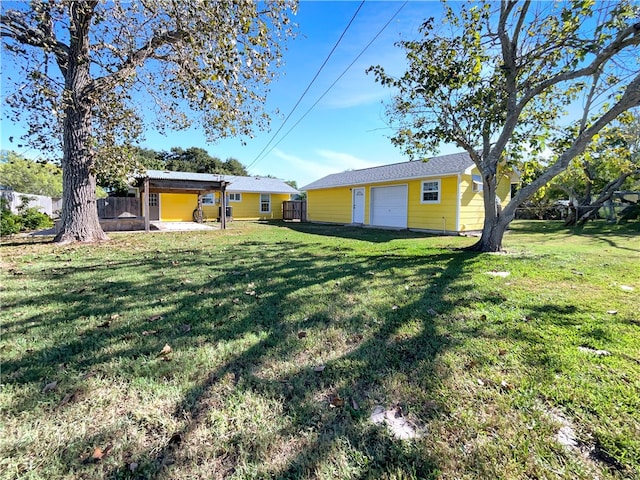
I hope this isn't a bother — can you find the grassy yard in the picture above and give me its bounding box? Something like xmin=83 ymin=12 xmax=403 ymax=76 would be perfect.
xmin=1 ymin=220 xmax=638 ymax=479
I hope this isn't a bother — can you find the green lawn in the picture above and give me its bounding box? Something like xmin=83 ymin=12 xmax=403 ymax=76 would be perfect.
xmin=1 ymin=220 xmax=639 ymax=479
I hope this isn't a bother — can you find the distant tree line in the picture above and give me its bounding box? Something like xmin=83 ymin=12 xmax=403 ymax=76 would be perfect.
xmin=99 ymin=146 xmax=250 ymax=195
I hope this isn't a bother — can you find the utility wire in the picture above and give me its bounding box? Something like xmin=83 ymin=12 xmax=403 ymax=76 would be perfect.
xmin=251 ymin=1 xmax=408 ymax=170
xmin=246 ymin=0 xmax=366 ymax=170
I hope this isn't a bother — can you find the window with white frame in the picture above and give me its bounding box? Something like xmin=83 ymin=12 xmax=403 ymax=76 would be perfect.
xmin=228 ymin=193 xmax=241 ymax=202
xmin=260 ymin=193 xmax=271 ymax=213
xmin=202 ymin=193 xmax=215 ymax=205
xmin=421 ymin=180 xmax=440 ymax=203
xmin=472 ymin=175 xmax=484 ymax=193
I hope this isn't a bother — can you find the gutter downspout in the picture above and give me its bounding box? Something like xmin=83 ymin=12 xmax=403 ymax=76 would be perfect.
xmin=455 ymin=173 xmax=461 ymax=233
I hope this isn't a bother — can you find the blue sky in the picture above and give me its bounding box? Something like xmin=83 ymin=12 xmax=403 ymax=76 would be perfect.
xmin=1 ymin=1 xmax=454 ymax=188
xmin=141 ymin=1 xmax=454 ymax=187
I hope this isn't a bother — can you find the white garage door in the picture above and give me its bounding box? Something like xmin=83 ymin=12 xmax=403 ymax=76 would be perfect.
xmin=370 ymin=185 xmax=408 ymax=228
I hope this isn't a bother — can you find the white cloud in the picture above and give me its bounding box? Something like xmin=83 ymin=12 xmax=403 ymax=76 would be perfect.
xmin=315 ymin=149 xmax=382 ymax=171
xmin=251 ymin=148 xmax=384 ymax=187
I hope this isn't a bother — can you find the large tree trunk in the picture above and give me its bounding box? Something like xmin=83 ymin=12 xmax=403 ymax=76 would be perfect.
xmin=468 ymin=178 xmax=512 ymax=252
xmin=54 ymin=108 xmax=109 ymax=243
xmin=53 ymin=2 xmax=108 ymax=244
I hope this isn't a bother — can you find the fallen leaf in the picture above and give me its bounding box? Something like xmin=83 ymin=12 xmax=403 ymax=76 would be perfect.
xmin=480 ymin=314 xmax=487 ymax=321
xmin=90 ymin=445 xmax=111 ymax=462
xmin=351 ymin=398 xmax=360 ymax=410
xmin=148 ymin=314 xmax=163 ymax=322
xmin=329 ymin=394 xmax=344 ymax=408
xmin=245 ymin=290 xmax=256 ymax=296
xmin=427 ymin=308 xmax=438 ymax=315
xmin=498 ymin=348 xmax=507 ymax=356
xmin=313 ymin=365 xmax=326 ymax=372
xmin=92 ymin=447 xmax=104 ymax=461
xmin=168 ymin=433 xmax=182 ymax=446
xmin=606 ymin=310 xmax=618 ymax=315
xmin=142 ymin=330 xmax=158 ymax=336
xmin=476 ymin=378 xmax=485 ymax=386
xmin=129 ymin=462 xmax=138 ymax=472
xmin=158 ymin=343 xmax=172 ymax=356
xmin=43 ymin=380 xmax=58 ymax=393
xmin=110 ymin=314 xmax=120 ymax=320
xmin=298 ymin=331 xmax=307 ymax=339
xmin=232 ymin=298 xmax=240 ymax=304
xmin=391 ymin=305 xmax=399 ymax=311
xmin=97 ymin=321 xmax=111 ymax=328
xmin=180 ymin=324 xmax=191 ymax=333
xmin=500 ymin=380 xmax=513 ymax=391
xmin=620 ymin=285 xmax=634 ymax=292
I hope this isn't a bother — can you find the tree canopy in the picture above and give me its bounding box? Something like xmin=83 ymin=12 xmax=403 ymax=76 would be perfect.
xmin=0 ymin=150 xmax=63 ymax=197
xmin=369 ymin=0 xmax=640 ymax=251
xmin=1 ymin=0 xmax=296 ymax=243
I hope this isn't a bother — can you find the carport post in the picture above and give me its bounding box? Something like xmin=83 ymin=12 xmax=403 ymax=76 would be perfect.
xmin=220 ymin=181 xmax=227 ymax=229
xmin=143 ymin=177 xmax=150 ymax=232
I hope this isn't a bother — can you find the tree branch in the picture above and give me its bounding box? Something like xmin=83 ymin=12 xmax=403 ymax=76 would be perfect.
xmin=1 ymin=9 xmax=69 ymax=77
xmin=89 ymin=29 xmax=186 ymax=96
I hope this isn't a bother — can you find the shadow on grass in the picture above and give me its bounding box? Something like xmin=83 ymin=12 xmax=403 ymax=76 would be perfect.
xmin=0 ymin=227 xmax=567 ymax=478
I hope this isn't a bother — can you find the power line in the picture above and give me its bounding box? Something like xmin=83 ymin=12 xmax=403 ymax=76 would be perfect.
xmin=251 ymin=1 xmax=408 ymax=170
xmin=246 ymin=1 xmax=366 ymax=170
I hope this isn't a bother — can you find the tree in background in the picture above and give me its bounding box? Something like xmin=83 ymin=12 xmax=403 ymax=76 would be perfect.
xmin=1 ymin=1 xmax=296 ymax=243
xmin=0 ymin=150 xmax=63 ymax=197
xmin=553 ymin=112 xmax=640 ymax=225
xmin=369 ymin=0 xmax=640 ymax=251
xmin=160 ymin=147 xmax=249 ymax=176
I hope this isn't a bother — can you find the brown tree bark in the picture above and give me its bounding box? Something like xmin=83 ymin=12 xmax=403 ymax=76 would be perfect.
xmin=53 ymin=2 xmax=108 ymax=244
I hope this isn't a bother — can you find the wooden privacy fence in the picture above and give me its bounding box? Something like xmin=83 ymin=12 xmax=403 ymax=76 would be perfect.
xmin=282 ymin=200 xmax=307 ymax=221
xmin=97 ymin=197 xmax=140 ymax=218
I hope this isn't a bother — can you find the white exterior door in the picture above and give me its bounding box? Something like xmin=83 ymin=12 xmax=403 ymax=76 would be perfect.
xmin=370 ymin=185 xmax=408 ymax=228
xmin=352 ymin=188 xmax=365 ymax=224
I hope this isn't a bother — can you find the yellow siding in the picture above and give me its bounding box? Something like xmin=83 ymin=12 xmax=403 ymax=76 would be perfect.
xmin=203 ymin=192 xmax=290 ymax=220
xmin=458 ymin=170 xmax=512 ymax=231
xmin=307 ymin=172 xmax=514 ymax=232
xmin=307 ymin=187 xmax=353 ymax=224
xmin=406 ymin=176 xmax=458 ymax=232
xmin=159 ymin=193 xmax=197 ymax=221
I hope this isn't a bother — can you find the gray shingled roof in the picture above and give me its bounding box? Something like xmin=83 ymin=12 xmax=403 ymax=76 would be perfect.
xmin=300 ymin=152 xmax=474 ymax=191
xmin=144 ymin=170 xmax=299 ymax=194
xmin=224 ymin=175 xmax=299 ymax=194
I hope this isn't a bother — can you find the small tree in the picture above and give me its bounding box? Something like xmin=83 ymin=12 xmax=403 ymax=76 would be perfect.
xmin=1 ymin=1 xmax=296 ymax=243
xmin=369 ymin=0 xmax=640 ymax=251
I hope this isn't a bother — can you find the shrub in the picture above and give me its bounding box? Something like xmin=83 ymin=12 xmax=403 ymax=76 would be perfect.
xmin=19 ymin=206 xmax=53 ymax=230
xmin=1 ymin=198 xmax=21 ymax=236
xmin=0 ymin=197 xmax=53 ymax=236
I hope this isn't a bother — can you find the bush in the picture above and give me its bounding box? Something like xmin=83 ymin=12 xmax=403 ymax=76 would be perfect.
xmin=19 ymin=206 xmax=53 ymax=230
xmin=0 ymin=198 xmax=54 ymax=236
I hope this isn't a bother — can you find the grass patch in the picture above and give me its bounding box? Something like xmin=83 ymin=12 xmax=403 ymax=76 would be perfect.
xmin=1 ymin=220 xmax=639 ymax=479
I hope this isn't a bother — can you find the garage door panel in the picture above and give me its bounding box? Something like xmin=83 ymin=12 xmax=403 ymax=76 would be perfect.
xmin=371 ymin=185 xmax=407 ymax=228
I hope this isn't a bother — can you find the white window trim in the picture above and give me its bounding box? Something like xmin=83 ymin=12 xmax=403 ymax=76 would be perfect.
xmin=259 ymin=193 xmax=271 ymax=213
xmin=228 ymin=193 xmax=242 ymax=202
xmin=201 ymin=193 xmax=215 ymax=205
xmin=472 ymin=174 xmax=483 ymax=193
xmin=420 ymin=179 xmax=441 ymax=204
